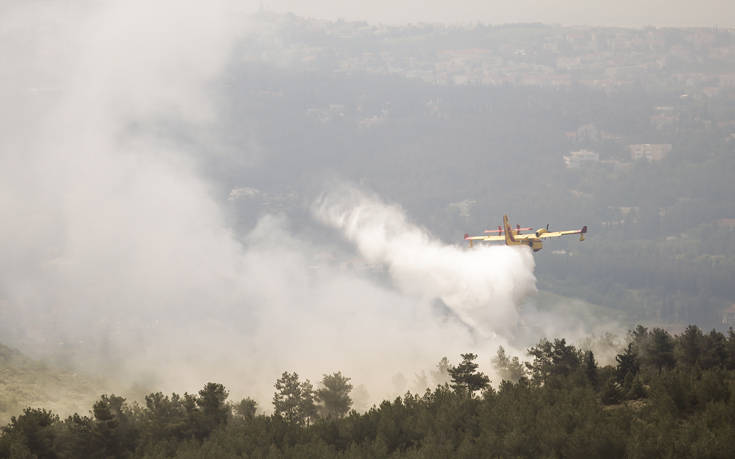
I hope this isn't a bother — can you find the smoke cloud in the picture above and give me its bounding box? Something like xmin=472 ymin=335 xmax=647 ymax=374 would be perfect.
xmin=1 ymin=0 xmax=602 ymax=414
xmin=315 ymin=185 xmax=537 ymax=340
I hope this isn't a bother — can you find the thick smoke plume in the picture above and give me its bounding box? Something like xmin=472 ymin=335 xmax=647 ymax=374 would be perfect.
xmin=1 ymin=1 xmax=550 ymax=413
xmin=315 ymin=185 xmax=537 ymax=340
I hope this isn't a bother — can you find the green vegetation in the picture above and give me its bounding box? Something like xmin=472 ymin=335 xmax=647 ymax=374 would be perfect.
xmin=3 ymin=325 xmax=735 ymax=458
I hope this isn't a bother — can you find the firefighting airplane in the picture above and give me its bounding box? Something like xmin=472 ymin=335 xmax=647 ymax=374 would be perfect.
xmin=464 ymin=215 xmax=587 ymax=252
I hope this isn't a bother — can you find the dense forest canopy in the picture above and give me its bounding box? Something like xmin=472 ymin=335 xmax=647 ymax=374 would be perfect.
xmin=2 ymin=325 xmax=735 ymax=458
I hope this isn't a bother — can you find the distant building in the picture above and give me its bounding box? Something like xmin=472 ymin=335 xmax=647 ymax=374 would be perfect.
xmin=629 ymin=144 xmax=672 ymax=162
xmin=563 ymin=149 xmax=599 ymax=168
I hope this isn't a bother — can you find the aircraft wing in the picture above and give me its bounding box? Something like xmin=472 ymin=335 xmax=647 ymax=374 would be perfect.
xmin=538 ymin=226 xmax=588 ymax=239
xmin=464 ymin=234 xmax=505 ymax=242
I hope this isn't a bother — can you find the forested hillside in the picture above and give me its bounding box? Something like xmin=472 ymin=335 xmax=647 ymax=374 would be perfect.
xmin=209 ymin=17 xmax=735 ymax=329
xmin=3 ymin=325 xmax=735 ymax=458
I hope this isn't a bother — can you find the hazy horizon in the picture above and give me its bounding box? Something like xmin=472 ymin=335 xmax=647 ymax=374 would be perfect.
xmin=258 ymin=0 xmax=735 ymax=28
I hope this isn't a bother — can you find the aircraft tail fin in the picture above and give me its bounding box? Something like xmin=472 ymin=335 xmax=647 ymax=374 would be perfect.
xmin=503 ymin=215 xmax=515 ymax=244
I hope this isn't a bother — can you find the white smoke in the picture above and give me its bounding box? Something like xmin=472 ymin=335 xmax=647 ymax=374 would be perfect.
xmin=315 ymin=184 xmax=537 ymax=340
xmin=1 ymin=1 xmax=549 ymax=414
xmin=1 ymin=0 xmax=254 ymax=391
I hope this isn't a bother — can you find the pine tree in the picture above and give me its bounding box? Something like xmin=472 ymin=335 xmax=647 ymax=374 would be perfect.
xmin=615 ymin=342 xmax=640 ymax=384
xmin=272 ymin=372 xmax=318 ymax=426
xmin=196 ymin=382 xmax=230 ymax=436
xmin=0 ymin=408 xmax=59 ymax=458
xmin=273 ymin=371 xmax=303 ymax=423
xmin=90 ymin=394 xmax=137 ymax=457
xmin=316 ymin=372 xmax=353 ymax=419
xmin=526 ymin=338 xmax=581 ymax=386
xmin=299 ymin=379 xmax=317 ymax=426
xmin=492 ymin=346 xmax=526 ymax=382
xmin=648 ymin=328 xmax=675 ymax=373
xmin=449 ymin=353 xmax=490 ymax=395
xmin=700 ymin=329 xmax=727 ymax=369
xmin=676 ymin=325 xmax=702 ymax=368
xmin=233 ymin=398 xmax=257 ymax=421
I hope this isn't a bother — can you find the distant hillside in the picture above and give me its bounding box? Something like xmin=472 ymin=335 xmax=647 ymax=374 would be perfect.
xmin=0 ymin=343 xmax=105 ymax=426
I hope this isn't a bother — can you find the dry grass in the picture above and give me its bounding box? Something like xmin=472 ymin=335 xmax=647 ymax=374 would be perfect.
xmin=0 ymin=343 xmax=106 ymax=426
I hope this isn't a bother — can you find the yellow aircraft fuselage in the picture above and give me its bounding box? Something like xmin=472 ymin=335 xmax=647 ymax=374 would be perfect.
xmin=465 ymin=215 xmax=587 ymax=252
xmin=502 ymin=215 xmax=545 ymax=252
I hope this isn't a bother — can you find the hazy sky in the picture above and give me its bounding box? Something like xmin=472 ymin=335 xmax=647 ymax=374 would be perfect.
xmin=259 ymin=0 xmax=735 ymax=27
